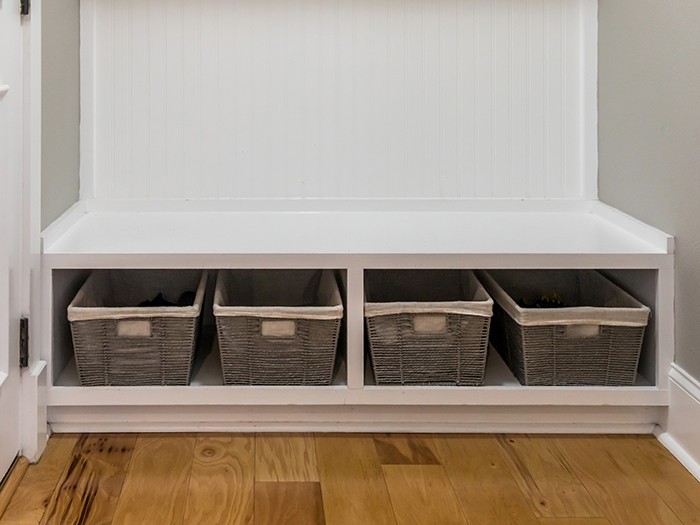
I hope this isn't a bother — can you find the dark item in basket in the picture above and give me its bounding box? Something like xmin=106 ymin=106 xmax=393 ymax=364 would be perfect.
xmin=138 ymin=291 xmax=195 ymax=308
xmin=517 ymin=292 xmax=570 ymax=309
xmin=176 ymin=291 xmax=196 ymax=306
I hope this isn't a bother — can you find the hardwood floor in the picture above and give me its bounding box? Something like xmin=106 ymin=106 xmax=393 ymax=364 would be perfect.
xmin=1 ymin=434 xmax=698 ymax=525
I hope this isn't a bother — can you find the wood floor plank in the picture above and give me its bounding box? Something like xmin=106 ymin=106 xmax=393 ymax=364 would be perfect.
xmin=497 ymin=434 xmax=602 ymax=518
xmin=0 ymin=458 xmax=29 ymax=519
xmin=111 ymin=434 xmax=196 ymax=525
xmin=256 ymin=433 xmax=319 ymax=482
xmin=382 ymin=465 xmax=468 ymax=525
xmin=316 ymin=435 xmax=397 ymax=525
xmin=182 ymin=435 xmax=254 ymax=525
xmin=254 ymin=482 xmax=325 ymax=525
xmin=538 ymin=518 xmax=610 ymax=525
xmin=433 ymin=435 xmax=540 ymax=525
xmin=373 ymin=435 xmax=440 ymax=465
xmin=40 ymin=434 xmax=137 ymax=525
xmin=552 ymin=436 xmax=684 ymax=525
xmin=0 ymin=434 xmax=79 ymax=525
xmin=606 ymin=435 xmax=700 ymax=525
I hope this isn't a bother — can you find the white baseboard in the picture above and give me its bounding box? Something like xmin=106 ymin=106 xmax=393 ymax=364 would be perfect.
xmin=656 ymin=363 xmax=700 ymax=482
xmin=48 ymin=404 xmax=661 ymax=434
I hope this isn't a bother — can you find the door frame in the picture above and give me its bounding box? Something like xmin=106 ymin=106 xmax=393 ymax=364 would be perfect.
xmin=21 ymin=0 xmax=48 ymax=463
xmin=0 ymin=0 xmax=27 ymax=478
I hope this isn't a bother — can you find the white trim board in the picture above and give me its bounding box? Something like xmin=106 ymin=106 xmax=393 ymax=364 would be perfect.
xmin=581 ymin=0 xmax=598 ymax=200
xmin=80 ymin=197 xmax=598 ymax=213
xmin=79 ymin=0 xmax=95 ymax=200
xmin=20 ymin=361 xmax=48 ymax=462
xmin=656 ymin=363 xmax=700 ymax=482
xmin=48 ymin=404 xmax=661 ymax=434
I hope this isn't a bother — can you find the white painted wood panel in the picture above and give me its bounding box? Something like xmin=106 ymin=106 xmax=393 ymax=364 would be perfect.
xmin=48 ymin=405 xmax=661 ymax=435
xmin=86 ymin=0 xmax=593 ymax=200
xmin=42 ymin=207 xmax=669 ymax=258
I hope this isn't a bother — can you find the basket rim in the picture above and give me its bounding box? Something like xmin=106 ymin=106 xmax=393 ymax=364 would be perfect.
xmin=213 ymin=269 xmax=344 ymax=320
xmin=67 ymin=271 xmax=208 ymax=321
xmin=364 ymin=269 xmax=493 ymax=318
xmin=364 ymin=300 xmax=493 ymax=318
xmin=477 ymin=270 xmax=650 ymax=327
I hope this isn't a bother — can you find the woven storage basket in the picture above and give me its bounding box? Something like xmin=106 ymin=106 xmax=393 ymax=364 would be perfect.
xmin=67 ymin=270 xmax=208 ymax=386
xmin=365 ymin=270 xmax=493 ymax=386
xmin=214 ymin=270 xmax=343 ymax=386
xmin=477 ymin=270 xmax=650 ymax=386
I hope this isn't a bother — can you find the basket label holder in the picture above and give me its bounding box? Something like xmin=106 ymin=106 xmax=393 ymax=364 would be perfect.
xmin=562 ymin=324 xmax=602 ymax=339
xmin=116 ymin=319 xmax=152 ymax=338
xmin=261 ymin=319 xmax=297 ymax=338
xmin=413 ymin=314 xmax=448 ymax=334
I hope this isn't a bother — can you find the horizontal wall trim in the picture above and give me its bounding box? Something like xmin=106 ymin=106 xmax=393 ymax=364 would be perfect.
xmin=51 ymin=422 xmax=658 ymax=434
xmin=81 ymin=197 xmax=597 ymax=214
xmin=48 ymin=404 xmax=662 ymax=434
xmin=669 ymin=362 xmax=700 ymax=397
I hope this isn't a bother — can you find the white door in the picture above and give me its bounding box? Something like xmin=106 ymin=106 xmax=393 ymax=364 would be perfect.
xmin=0 ymin=0 xmax=25 ymax=479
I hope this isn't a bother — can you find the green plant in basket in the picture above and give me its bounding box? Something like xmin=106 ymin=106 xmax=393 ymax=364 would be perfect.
xmin=517 ymin=291 xmax=570 ymax=309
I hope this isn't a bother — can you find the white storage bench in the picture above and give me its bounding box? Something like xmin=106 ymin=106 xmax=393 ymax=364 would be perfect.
xmin=40 ymin=198 xmax=674 ymax=433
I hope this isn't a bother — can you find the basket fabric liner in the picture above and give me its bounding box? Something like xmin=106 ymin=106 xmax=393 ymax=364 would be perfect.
xmin=214 ymin=269 xmax=343 ymax=320
xmin=68 ymin=270 xmax=206 ymax=321
xmin=364 ymin=270 xmax=493 ymax=317
xmin=477 ymin=270 xmax=650 ymax=327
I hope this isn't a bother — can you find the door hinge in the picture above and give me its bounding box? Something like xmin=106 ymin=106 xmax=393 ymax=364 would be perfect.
xmin=20 ymin=0 xmax=30 ymax=16
xmin=19 ymin=318 xmax=29 ymax=368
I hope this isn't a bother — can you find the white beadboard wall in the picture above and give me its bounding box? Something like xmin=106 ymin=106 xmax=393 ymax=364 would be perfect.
xmin=83 ymin=0 xmax=595 ymax=200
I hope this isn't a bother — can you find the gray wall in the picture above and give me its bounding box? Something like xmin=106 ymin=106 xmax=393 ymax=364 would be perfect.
xmin=42 ymin=0 xmax=80 ymax=230
xmin=599 ymin=1 xmax=700 ymax=378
